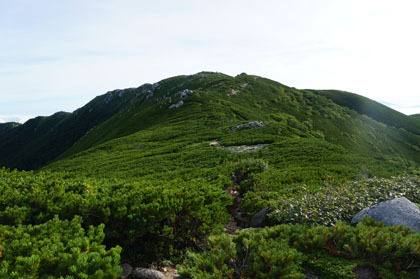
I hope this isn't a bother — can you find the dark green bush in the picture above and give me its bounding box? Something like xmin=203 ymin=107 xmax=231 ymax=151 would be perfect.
xmin=180 ymin=218 xmax=420 ymax=278
xmin=0 ymin=169 xmax=231 ymax=261
xmin=179 ymin=233 xmax=304 ymax=279
xmin=0 ymin=216 xmax=121 ymax=279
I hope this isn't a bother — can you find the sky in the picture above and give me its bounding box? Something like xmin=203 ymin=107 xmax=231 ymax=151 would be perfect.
xmin=1 ymin=0 xmax=420 ymax=123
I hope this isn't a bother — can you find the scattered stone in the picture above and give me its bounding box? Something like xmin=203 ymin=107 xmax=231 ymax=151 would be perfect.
xmin=230 ymin=121 xmax=266 ymax=132
xmin=132 ymin=267 xmax=165 ymax=279
xmin=210 ymin=141 xmax=267 ymax=153
xmin=250 ymin=207 xmax=270 ymax=228
xmin=352 ymin=265 xmax=379 ymax=279
xmin=175 ymin=89 xmax=193 ymax=99
xmin=104 ymin=92 xmax=114 ymax=104
xmin=222 ymin=144 xmax=267 ymax=153
xmin=145 ymin=90 xmax=154 ymax=99
xmin=209 ymin=141 xmax=220 ymax=147
xmin=121 ymin=263 xmax=133 ymax=279
xmin=241 ymin=82 xmax=248 ymax=89
xmin=351 ymin=197 xmax=420 ymax=233
xmin=230 ymin=89 xmax=240 ymax=95
xmin=169 ymin=101 xmax=184 ymax=109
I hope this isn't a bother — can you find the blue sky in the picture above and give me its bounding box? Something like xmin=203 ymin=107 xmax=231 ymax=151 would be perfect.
xmin=1 ymin=0 xmax=420 ymax=123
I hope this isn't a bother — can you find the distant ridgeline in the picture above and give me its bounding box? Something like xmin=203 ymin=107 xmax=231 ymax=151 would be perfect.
xmin=1 ymin=71 xmax=420 ymax=183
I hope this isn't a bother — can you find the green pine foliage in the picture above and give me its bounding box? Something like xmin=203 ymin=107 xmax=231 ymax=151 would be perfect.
xmin=0 ymin=168 xmax=230 ymax=262
xmin=179 ymin=217 xmax=420 ymax=278
xmin=0 ymin=216 xmax=121 ymax=279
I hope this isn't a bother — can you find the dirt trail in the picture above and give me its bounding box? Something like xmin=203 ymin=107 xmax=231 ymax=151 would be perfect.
xmin=225 ymin=187 xmax=242 ymax=234
xmin=224 ymin=169 xmax=251 ymax=234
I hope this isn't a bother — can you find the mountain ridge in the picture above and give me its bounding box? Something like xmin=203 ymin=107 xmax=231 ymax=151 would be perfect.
xmin=1 ymin=72 xmax=420 ymax=179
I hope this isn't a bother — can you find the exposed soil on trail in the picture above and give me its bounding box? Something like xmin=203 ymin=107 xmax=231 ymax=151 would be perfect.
xmin=224 ymin=170 xmax=251 ymax=234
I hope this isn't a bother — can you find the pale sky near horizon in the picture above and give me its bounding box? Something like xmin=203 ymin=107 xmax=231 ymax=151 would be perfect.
xmin=1 ymin=0 xmax=420 ymax=123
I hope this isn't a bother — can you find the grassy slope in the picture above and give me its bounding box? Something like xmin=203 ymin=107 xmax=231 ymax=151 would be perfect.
xmin=46 ymin=73 xmax=420 ymax=187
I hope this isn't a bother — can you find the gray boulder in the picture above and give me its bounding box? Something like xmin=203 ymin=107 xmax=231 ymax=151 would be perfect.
xmin=230 ymin=121 xmax=266 ymax=132
xmin=132 ymin=267 xmax=165 ymax=279
xmin=169 ymin=101 xmax=184 ymax=109
xmin=351 ymin=197 xmax=420 ymax=233
xmin=250 ymin=207 xmax=270 ymax=228
xmin=175 ymin=89 xmax=193 ymax=99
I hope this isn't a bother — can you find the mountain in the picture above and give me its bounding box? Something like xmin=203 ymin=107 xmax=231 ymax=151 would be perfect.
xmin=0 ymin=86 xmax=150 ymax=169
xmin=0 ymin=122 xmax=20 ymax=134
xmin=1 ymin=72 xmax=420 ymax=185
xmin=317 ymin=90 xmax=420 ymax=135
xmin=412 ymin=113 xmax=420 ymax=120
xmin=2 ymin=72 xmax=420 ymax=277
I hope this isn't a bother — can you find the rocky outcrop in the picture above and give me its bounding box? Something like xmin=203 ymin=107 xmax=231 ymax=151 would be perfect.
xmin=145 ymin=90 xmax=154 ymax=99
xmin=222 ymin=144 xmax=267 ymax=153
xmin=131 ymin=267 xmax=165 ymax=279
xmin=351 ymin=197 xmax=420 ymax=233
xmin=250 ymin=207 xmax=270 ymax=228
xmin=169 ymin=101 xmax=184 ymax=109
xmin=230 ymin=121 xmax=266 ymax=132
xmin=175 ymin=89 xmax=193 ymax=99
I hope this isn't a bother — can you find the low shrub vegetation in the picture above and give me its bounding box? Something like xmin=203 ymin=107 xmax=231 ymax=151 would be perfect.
xmin=0 ymin=168 xmax=231 ymax=262
xmin=180 ymin=217 xmax=420 ymax=278
xmin=0 ymin=216 xmax=121 ymax=279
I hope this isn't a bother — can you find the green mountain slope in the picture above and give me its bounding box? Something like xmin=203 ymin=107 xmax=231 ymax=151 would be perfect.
xmin=317 ymin=90 xmax=420 ymax=135
xmin=43 ymin=72 xmax=420 ymax=185
xmin=1 ymin=72 xmax=420 ymax=182
xmin=411 ymin=113 xmax=420 ymax=120
xmin=0 ymin=122 xmax=20 ymax=134
xmin=2 ymin=72 xmax=420 ymax=276
xmin=0 ymin=85 xmax=153 ymax=170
